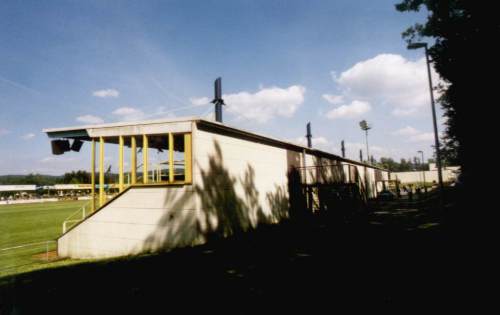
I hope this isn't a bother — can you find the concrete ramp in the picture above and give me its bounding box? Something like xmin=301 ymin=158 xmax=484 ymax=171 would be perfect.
xmin=58 ymin=186 xmax=199 ymax=259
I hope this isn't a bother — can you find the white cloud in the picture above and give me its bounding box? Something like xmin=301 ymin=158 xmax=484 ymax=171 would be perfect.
xmin=328 ymin=54 xmax=441 ymax=117
xmin=92 ymin=89 xmax=120 ymax=98
xmin=149 ymin=106 xmax=177 ymax=119
xmin=41 ymin=157 xmax=54 ymax=163
xmin=409 ymin=132 xmax=434 ymax=142
xmin=189 ymin=97 xmax=211 ymax=106
xmin=322 ymin=94 xmax=344 ymax=105
xmin=112 ymin=107 xmax=145 ymax=121
xmin=331 ymin=141 xmax=390 ymax=160
xmin=392 ymin=126 xmax=435 ymax=143
xmin=326 ymin=100 xmax=371 ymax=120
xmin=76 ymin=115 xmax=104 ymax=124
xmin=291 ymin=136 xmax=330 ymax=150
xmin=393 ymin=126 xmax=420 ymax=136
xmin=224 ymin=85 xmax=305 ymax=123
xmin=21 ymin=133 xmax=36 ymax=140
xmin=41 ymin=156 xmax=76 ymax=163
xmin=0 ymin=128 xmax=10 ymax=136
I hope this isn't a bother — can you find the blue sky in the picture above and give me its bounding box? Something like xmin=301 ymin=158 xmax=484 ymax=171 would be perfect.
xmin=0 ymin=0 xmax=439 ymax=175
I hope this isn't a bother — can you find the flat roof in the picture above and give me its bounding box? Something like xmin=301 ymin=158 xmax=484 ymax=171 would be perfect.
xmin=0 ymin=185 xmax=37 ymax=192
xmin=43 ymin=116 xmax=386 ymax=170
xmin=42 ymin=116 xmax=199 ymax=133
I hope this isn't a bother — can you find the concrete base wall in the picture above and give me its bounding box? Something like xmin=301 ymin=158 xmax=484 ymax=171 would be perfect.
xmin=58 ymin=186 xmax=200 ymax=259
xmin=392 ymin=168 xmax=459 ymax=184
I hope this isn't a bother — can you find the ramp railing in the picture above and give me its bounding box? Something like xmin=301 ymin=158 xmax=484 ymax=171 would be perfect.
xmin=62 ymin=201 xmax=91 ymax=234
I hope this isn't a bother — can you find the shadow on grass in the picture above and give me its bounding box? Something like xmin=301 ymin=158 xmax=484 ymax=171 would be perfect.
xmin=1 ymin=188 xmax=474 ymax=314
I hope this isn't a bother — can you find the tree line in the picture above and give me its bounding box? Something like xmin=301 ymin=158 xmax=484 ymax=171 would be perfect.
xmin=0 ymin=171 xmax=95 ymax=186
xmin=376 ymin=157 xmax=433 ymax=172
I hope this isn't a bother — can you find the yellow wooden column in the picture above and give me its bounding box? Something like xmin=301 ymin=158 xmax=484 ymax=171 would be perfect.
xmin=143 ymin=134 xmax=148 ymax=184
xmin=99 ymin=136 xmax=105 ymax=207
xmin=131 ymin=136 xmax=137 ymax=184
xmin=169 ymin=133 xmax=174 ymax=183
xmin=184 ymin=133 xmax=192 ymax=183
xmin=118 ymin=135 xmax=124 ymax=192
xmin=91 ymin=138 xmax=96 ymax=212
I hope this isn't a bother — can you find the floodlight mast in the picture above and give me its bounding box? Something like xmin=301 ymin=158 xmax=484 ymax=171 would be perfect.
xmin=359 ymin=120 xmax=371 ymax=164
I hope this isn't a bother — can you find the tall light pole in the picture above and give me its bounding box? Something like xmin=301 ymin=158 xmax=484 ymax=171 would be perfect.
xmin=408 ymin=42 xmax=444 ymax=202
xmin=418 ymin=150 xmax=427 ymax=193
xmin=359 ymin=120 xmax=371 ymax=164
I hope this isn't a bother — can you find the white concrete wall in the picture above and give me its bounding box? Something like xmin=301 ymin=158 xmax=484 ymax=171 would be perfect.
xmin=193 ymin=128 xmax=291 ymax=232
xmin=58 ymin=186 xmax=199 ymax=259
xmin=392 ymin=168 xmax=459 ymax=184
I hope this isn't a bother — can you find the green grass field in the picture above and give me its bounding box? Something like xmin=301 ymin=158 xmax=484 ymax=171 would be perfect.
xmin=0 ymin=200 xmax=87 ymax=277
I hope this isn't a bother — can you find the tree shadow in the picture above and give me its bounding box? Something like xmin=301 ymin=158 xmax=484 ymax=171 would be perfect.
xmin=141 ymin=140 xmax=295 ymax=252
xmin=194 ymin=141 xmax=255 ymax=239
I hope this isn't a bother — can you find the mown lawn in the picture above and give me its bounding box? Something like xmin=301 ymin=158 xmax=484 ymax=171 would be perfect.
xmin=0 ymin=200 xmax=87 ymax=277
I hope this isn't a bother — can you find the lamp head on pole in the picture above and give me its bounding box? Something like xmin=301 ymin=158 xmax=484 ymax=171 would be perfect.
xmin=359 ymin=120 xmax=371 ymax=131
xmin=407 ymin=42 xmax=427 ymax=50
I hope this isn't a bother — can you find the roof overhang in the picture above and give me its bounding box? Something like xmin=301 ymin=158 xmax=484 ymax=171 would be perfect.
xmin=43 ymin=116 xmax=196 ymax=139
xmin=43 ymin=116 xmax=386 ymax=171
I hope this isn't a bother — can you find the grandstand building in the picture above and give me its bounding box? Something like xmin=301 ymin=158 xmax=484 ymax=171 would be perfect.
xmin=44 ymin=117 xmax=389 ymax=259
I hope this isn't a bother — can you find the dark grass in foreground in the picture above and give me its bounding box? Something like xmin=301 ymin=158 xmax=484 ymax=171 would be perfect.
xmin=0 ymin=196 xmax=487 ymax=313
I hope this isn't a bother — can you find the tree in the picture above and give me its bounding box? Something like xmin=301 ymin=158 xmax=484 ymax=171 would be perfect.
xmin=396 ymin=1 xmax=498 ymax=196
xmin=62 ymin=171 xmax=91 ymax=184
xmin=378 ymin=157 xmax=429 ymax=172
xmin=379 ymin=157 xmax=399 ymax=171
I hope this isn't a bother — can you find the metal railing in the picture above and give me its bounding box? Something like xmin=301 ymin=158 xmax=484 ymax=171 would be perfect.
xmin=62 ymin=201 xmax=91 ymax=234
xmin=294 ymin=164 xmax=347 ymax=185
xmin=133 ymin=161 xmax=186 ymax=184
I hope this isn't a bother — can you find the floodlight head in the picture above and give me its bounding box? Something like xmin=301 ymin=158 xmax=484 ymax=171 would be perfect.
xmin=407 ymin=42 xmax=427 ymax=50
xmin=214 ymin=77 xmax=222 ymax=100
xmin=71 ymin=139 xmax=84 ymax=152
xmin=212 ymin=77 xmax=224 ymax=123
xmin=51 ymin=139 xmax=70 ymax=155
xmin=306 ymin=122 xmax=312 ymax=148
xmin=359 ymin=120 xmax=371 ymax=131
xmin=417 ymin=150 xmax=423 ymax=154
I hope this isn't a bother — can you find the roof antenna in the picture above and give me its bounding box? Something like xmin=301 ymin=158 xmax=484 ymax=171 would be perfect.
xmin=211 ymin=77 xmax=225 ymax=123
xmin=306 ymin=122 xmax=312 ymax=148
xmin=341 ymin=140 xmax=345 ymax=158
